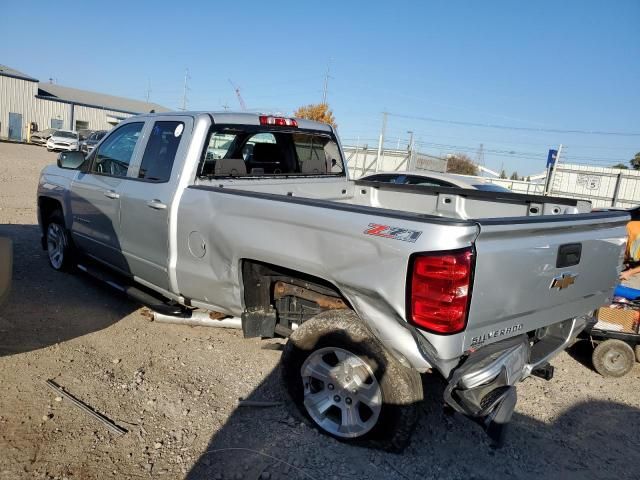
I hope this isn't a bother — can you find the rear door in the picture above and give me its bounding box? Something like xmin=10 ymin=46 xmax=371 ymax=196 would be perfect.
xmin=118 ymin=117 xmax=191 ymax=291
xmin=466 ymin=212 xmax=629 ymax=349
xmin=70 ymin=121 xmax=146 ymax=272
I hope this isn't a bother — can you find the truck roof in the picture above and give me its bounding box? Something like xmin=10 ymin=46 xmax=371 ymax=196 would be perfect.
xmin=131 ymin=111 xmax=334 ymax=132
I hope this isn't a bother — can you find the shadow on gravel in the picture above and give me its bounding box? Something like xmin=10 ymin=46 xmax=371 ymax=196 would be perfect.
xmin=186 ymin=362 xmax=640 ymax=480
xmin=0 ymin=223 xmax=136 ymax=357
xmin=565 ymin=339 xmax=598 ymax=372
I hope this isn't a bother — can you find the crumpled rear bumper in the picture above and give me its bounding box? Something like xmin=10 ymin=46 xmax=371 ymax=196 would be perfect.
xmin=443 ymin=317 xmax=586 ymax=445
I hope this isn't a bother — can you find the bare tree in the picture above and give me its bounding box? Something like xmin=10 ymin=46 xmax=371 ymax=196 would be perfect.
xmin=446 ymin=153 xmax=478 ymax=176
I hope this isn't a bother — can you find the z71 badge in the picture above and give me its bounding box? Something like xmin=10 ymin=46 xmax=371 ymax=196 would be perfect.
xmin=364 ymin=223 xmax=422 ymax=243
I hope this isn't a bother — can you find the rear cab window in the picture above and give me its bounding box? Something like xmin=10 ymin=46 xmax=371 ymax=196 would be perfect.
xmin=138 ymin=121 xmax=185 ymax=182
xmin=198 ymin=123 xmax=344 ymax=178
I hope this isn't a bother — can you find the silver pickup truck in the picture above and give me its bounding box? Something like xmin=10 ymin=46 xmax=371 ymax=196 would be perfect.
xmin=37 ymin=112 xmax=628 ymax=449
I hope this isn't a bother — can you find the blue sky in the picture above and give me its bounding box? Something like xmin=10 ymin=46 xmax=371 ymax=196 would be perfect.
xmin=2 ymin=0 xmax=638 ymax=175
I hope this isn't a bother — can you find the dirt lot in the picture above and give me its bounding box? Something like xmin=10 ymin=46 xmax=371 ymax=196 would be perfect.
xmin=0 ymin=141 xmax=638 ymax=480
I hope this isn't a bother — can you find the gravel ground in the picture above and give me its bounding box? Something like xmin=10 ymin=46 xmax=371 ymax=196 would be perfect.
xmin=0 ymin=141 xmax=638 ymax=480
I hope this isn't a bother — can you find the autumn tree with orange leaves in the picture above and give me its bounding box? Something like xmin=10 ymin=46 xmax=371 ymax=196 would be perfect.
xmin=294 ymin=103 xmax=337 ymax=128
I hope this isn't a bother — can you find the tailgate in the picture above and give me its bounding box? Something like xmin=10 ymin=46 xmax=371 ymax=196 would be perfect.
xmin=466 ymin=212 xmax=628 ymax=349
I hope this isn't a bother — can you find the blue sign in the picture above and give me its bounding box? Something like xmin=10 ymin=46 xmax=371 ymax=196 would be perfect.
xmin=546 ymin=149 xmax=558 ymax=167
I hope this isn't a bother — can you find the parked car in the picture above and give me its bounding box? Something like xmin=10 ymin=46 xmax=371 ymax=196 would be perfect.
xmin=30 ymin=128 xmax=56 ymax=146
xmin=80 ymin=130 xmax=107 ymax=155
xmin=46 ymin=130 xmax=80 ymax=152
xmin=0 ymin=237 xmax=12 ymax=306
xmin=77 ymin=129 xmax=94 ymax=141
xmin=362 ymin=170 xmax=513 ymax=192
xmin=37 ymin=112 xmax=628 ymax=449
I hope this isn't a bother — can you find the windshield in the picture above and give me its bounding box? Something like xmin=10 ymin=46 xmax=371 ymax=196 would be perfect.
xmin=54 ymin=131 xmax=78 ymax=139
xmin=473 ymin=183 xmax=512 ymax=193
xmin=199 ymin=126 xmax=344 ymax=177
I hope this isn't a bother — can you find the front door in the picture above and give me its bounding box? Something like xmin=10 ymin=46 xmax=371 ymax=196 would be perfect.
xmin=70 ymin=121 xmax=146 ymax=273
xmin=8 ymin=113 xmax=22 ymax=141
xmin=119 ymin=118 xmax=190 ymax=290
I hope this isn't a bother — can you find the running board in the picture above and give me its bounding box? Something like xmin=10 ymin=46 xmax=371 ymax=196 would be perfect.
xmin=76 ymin=263 xmax=184 ymax=316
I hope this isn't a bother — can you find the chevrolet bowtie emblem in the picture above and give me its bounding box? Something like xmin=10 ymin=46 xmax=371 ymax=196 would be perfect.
xmin=550 ymin=273 xmax=577 ymax=290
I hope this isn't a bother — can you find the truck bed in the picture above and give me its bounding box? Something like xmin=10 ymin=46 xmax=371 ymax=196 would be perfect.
xmin=194 ymin=176 xmax=591 ymax=220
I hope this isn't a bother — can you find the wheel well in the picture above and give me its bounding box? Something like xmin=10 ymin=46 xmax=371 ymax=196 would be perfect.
xmin=38 ymin=197 xmax=63 ymax=249
xmin=39 ymin=197 xmax=62 ymax=222
xmin=241 ymin=259 xmax=352 ymax=336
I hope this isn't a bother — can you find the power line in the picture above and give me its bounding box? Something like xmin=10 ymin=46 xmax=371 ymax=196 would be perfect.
xmin=386 ymin=112 xmax=640 ymax=137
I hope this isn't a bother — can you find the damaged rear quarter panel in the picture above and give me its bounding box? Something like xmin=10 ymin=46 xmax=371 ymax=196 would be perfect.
xmin=174 ymin=186 xmax=479 ymax=370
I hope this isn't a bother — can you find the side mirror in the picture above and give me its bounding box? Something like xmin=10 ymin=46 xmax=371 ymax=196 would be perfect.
xmin=57 ymin=151 xmax=85 ymax=170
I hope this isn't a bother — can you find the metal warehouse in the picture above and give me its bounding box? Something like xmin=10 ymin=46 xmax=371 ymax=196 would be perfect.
xmin=0 ymin=64 xmax=167 ymax=141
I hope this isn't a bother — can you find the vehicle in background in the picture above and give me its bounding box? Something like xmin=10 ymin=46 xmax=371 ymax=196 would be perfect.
xmin=0 ymin=237 xmax=12 ymax=306
xmin=584 ymin=293 xmax=640 ymax=377
xmin=46 ymin=130 xmax=79 ymax=152
xmin=30 ymin=128 xmax=56 ymax=146
xmin=80 ymin=130 xmax=107 ymax=155
xmin=77 ymin=129 xmax=94 ymax=141
xmin=362 ymin=170 xmax=513 ymax=192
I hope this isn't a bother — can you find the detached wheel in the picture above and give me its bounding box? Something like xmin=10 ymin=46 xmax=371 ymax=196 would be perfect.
xmin=592 ymin=339 xmax=635 ymax=378
xmin=45 ymin=211 xmax=74 ymax=272
xmin=281 ymin=310 xmax=423 ymax=451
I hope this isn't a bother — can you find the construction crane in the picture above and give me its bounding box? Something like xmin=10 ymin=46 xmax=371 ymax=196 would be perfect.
xmin=228 ymin=79 xmax=247 ymax=111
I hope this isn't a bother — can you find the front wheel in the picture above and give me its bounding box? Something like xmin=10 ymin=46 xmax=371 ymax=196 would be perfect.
xmin=45 ymin=212 xmax=74 ymax=272
xmin=281 ymin=310 xmax=423 ymax=451
xmin=592 ymin=339 xmax=635 ymax=377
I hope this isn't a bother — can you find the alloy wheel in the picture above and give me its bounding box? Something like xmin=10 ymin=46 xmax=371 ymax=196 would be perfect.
xmin=301 ymin=347 xmax=382 ymax=438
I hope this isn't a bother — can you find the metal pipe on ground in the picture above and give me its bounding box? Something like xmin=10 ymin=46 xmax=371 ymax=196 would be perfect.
xmin=152 ymin=310 xmax=242 ymax=329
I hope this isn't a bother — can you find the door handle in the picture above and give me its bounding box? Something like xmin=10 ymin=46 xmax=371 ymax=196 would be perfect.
xmin=147 ymin=199 xmax=167 ymax=210
xmin=104 ymin=190 xmax=120 ymax=199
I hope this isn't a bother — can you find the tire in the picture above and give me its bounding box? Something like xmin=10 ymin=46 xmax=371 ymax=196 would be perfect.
xmin=592 ymin=339 xmax=635 ymax=378
xmin=635 ymin=345 xmax=640 ymax=363
xmin=45 ymin=211 xmax=74 ymax=272
xmin=281 ymin=310 xmax=423 ymax=451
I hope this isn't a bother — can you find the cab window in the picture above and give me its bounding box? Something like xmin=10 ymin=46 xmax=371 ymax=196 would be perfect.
xmin=138 ymin=121 xmax=185 ymax=182
xmin=91 ymin=123 xmax=144 ymax=177
xmin=199 ymin=126 xmax=344 ymax=177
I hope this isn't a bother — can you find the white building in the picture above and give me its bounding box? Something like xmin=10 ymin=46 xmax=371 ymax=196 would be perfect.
xmin=0 ymin=64 xmax=168 ymax=140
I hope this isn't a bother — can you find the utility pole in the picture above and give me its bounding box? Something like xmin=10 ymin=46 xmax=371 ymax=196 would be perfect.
xmin=407 ymin=130 xmax=415 ymax=170
xmin=321 ymin=61 xmax=331 ymax=105
xmin=181 ymin=68 xmax=191 ymax=111
xmin=476 ymin=143 xmax=484 ymax=168
xmin=145 ymin=79 xmax=151 ymax=103
xmin=375 ymin=112 xmax=388 ymax=173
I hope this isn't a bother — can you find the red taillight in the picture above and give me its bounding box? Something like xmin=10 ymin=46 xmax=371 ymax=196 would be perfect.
xmin=259 ymin=115 xmax=298 ymax=127
xmin=409 ymin=248 xmax=473 ymax=334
